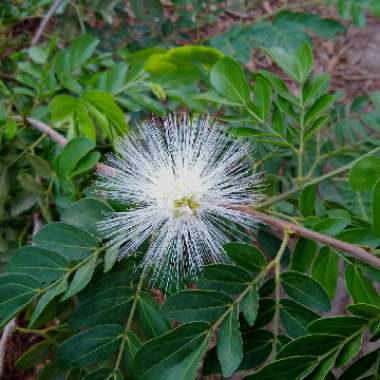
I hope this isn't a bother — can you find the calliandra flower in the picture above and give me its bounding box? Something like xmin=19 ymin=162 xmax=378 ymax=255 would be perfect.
xmin=97 ymin=115 xmax=262 ymax=289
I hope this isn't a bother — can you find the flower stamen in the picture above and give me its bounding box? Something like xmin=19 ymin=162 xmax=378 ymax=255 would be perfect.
xmin=97 ymin=114 xmax=262 ymax=290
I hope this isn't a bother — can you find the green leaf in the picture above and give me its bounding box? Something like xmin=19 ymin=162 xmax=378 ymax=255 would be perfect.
xmin=96 ymin=62 xmax=129 ymax=94
xmin=55 ymin=34 xmax=99 ymax=75
xmin=33 ymin=222 xmax=98 ymax=260
xmin=296 ymin=42 xmax=314 ymax=81
xmin=313 ymin=217 xmax=349 ymax=236
xmin=304 ymin=115 xmax=330 ymax=141
xmin=200 ymin=348 xmax=222 ymax=375
xmin=83 ymin=367 xmax=123 ymax=380
xmin=61 ymin=198 xmax=112 ymax=235
xmin=85 ymin=91 xmax=127 ymax=136
xmin=29 ymin=277 xmax=68 ymax=327
xmin=272 ymin=103 xmax=286 ymax=135
xmin=86 ymin=255 xmax=142 ymax=292
xmin=70 ymin=285 xmax=133 ymax=329
xmin=276 ymin=95 xmax=297 ymax=119
xmin=197 ymin=263 xmax=251 ymax=295
xmin=49 ymin=95 xmax=78 ymax=125
xmin=224 ymin=242 xmax=266 ymax=271
xmin=104 ymin=247 xmax=119 ymax=273
xmin=71 ymin=151 xmax=100 ymax=177
xmin=134 ymin=322 xmax=212 ymax=380
xmin=312 ymin=249 xmax=339 ymax=299
xmin=122 ymin=331 xmax=141 ymax=379
xmin=217 ymin=304 xmax=243 ymax=377
xmin=210 ymin=57 xmax=249 ymax=103
xmin=241 ymin=285 xmax=259 ymax=326
xmin=260 ymin=70 xmax=298 ymax=104
xmin=137 ymin=292 xmax=171 ymax=339
xmin=58 ymin=324 xmax=124 ymax=367
xmin=15 ymin=340 xmax=52 ymax=369
xmin=70 ymin=34 xmax=99 ymax=67
xmin=299 ymin=185 xmax=316 ymax=217
xmin=373 ymin=179 xmax=380 ymax=236
xmin=302 ymin=73 xmax=330 ymax=105
xmin=35 ymin=359 xmax=64 ymax=380
xmin=162 ymin=290 xmax=231 ymax=322
xmin=59 ymin=75 xmax=82 ymax=93
xmin=278 ymin=334 xmax=343 ymax=358
xmin=345 ymin=264 xmax=380 ymax=307
xmin=4 ymin=119 xmax=17 ymax=140
xmin=239 ymin=329 xmax=273 ymax=370
xmin=340 ymin=348 xmax=380 ymax=380
xmin=260 ymin=279 xmax=275 ymax=298
xmin=304 ymin=94 xmax=335 ymax=126
xmin=259 ymin=230 xmax=290 ymax=265
xmin=26 ymin=154 xmax=52 ymax=178
xmin=274 ymin=10 xmax=345 ymax=39
xmin=61 ymin=251 xmax=98 ymax=300
xmin=10 ymin=193 xmax=38 ymax=217
xmin=18 ymin=173 xmax=45 ymax=194
xmin=291 ymin=239 xmax=317 ymax=273
xmin=28 ymin=46 xmax=48 ymax=64
xmin=144 ymin=45 xmax=222 ymax=74
xmin=0 ymin=273 xmax=41 ymax=326
xmin=7 ymin=246 xmax=69 ymax=283
xmin=55 ymin=137 xmax=95 ymax=181
xmin=266 ymin=43 xmax=313 ymax=83
xmin=349 ymin=156 xmax=380 ymax=191
xmin=17 ymin=62 xmax=41 ymax=79
xmin=76 ymin=107 xmax=96 ymax=141
xmin=243 ymin=356 xmax=317 ymax=380
xmin=279 ymin=299 xmax=319 ymax=338
xmin=308 ymin=316 xmax=368 ymax=336
xmin=281 ymin=271 xmax=331 ymax=311
xmin=214 ymin=20 xmax=308 ymax=61
xmin=251 ymin=75 xmax=272 ymax=121
xmin=254 ymin=299 xmax=276 ymax=328
xmin=337 ymin=228 xmax=380 ymax=247
xmin=335 ymin=332 xmax=362 ymax=367
xmin=347 ymin=303 xmax=380 ymax=320
xmin=194 ymin=90 xmax=243 ymax=107
xmin=305 ymin=352 xmax=338 ymax=380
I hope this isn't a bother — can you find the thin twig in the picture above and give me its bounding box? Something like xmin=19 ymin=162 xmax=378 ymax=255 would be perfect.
xmin=271 ymin=230 xmax=291 ymax=358
xmin=19 ymin=115 xmax=380 ymax=269
xmin=114 ymin=275 xmax=144 ymax=372
xmin=15 ymin=116 xmax=67 ymax=146
xmin=32 ymin=213 xmax=42 ymax=235
xmin=0 ymin=319 xmax=16 ymax=377
xmin=258 ymin=145 xmax=380 ymax=209
xmin=31 ymin=0 xmax=63 ymax=46
xmin=15 ymin=115 xmax=112 ymax=174
xmin=250 ymin=209 xmax=380 ymax=270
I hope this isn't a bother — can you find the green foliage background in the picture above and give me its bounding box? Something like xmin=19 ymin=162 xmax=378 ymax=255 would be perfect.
xmin=1 ymin=1 xmax=380 ymax=379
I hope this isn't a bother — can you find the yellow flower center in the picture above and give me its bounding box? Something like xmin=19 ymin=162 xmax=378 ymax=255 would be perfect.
xmin=173 ymin=196 xmax=200 ymax=218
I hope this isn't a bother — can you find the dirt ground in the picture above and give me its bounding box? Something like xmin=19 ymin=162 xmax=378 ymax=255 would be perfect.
xmin=203 ymin=0 xmax=380 ymax=103
xmin=2 ymin=1 xmax=380 ymax=379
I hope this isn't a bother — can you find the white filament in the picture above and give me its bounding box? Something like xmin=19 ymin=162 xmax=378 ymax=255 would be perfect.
xmin=97 ymin=115 xmax=262 ymax=289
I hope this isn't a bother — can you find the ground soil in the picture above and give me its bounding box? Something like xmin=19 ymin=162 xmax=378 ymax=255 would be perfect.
xmin=2 ymin=1 xmax=380 ymax=379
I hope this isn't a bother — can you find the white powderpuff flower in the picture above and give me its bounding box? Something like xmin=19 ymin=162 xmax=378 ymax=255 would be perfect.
xmin=97 ymin=115 xmax=262 ymax=289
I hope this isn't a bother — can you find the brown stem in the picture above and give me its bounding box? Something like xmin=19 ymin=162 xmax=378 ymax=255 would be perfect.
xmin=31 ymin=0 xmax=63 ymax=46
xmin=0 ymin=319 xmax=17 ymax=377
xmin=16 ymin=115 xmax=112 ymax=174
xmin=15 ymin=116 xmax=67 ymax=146
xmin=250 ymin=209 xmax=380 ymax=270
xmin=19 ymin=115 xmax=380 ymax=269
